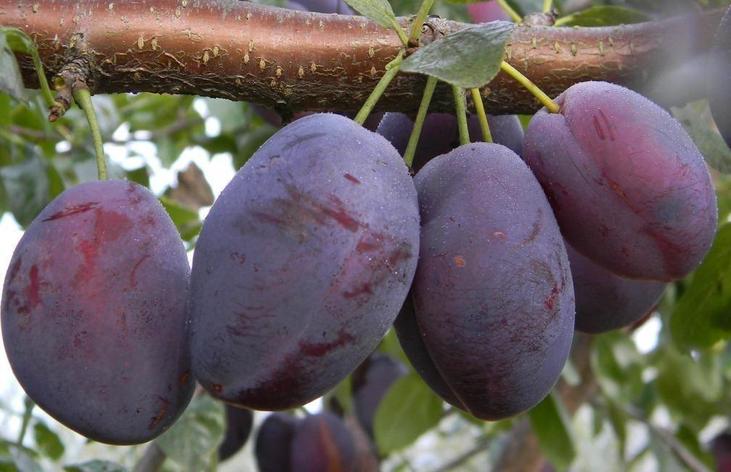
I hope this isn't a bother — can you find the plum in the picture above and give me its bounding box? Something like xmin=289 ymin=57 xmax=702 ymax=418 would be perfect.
xmin=468 ymin=1 xmax=509 ymax=23
xmin=1 ymin=180 xmax=193 ymax=444
xmin=396 ymin=143 xmax=575 ymax=420
xmin=256 ymin=413 xmax=301 ymax=472
xmin=290 ymin=412 xmax=356 ymax=472
xmin=376 ymin=112 xmax=524 ymax=171
xmin=190 ymin=113 xmax=420 ymax=410
xmin=524 ymin=81 xmax=717 ymax=281
xmin=709 ymin=6 xmax=731 ymax=148
xmin=567 ymin=243 xmax=665 ymax=333
xmin=219 ymin=405 xmax=254 ymax=461
xmin=351 ymin=353 xmax=407 ymax=438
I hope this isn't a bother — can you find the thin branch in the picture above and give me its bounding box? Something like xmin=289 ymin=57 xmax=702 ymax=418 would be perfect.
xmin=430 ymin=436 xmax=490 ymax=472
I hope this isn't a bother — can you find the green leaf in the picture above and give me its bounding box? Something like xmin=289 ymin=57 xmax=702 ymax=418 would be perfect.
xmin=342 ymin=0 xmax=404 ymax=42
xmin=373 ymin=372 xmax=443 ymax=454
xmin=655 ymin=345 xmax=722 ymax=430
xmin=126 ymin=166 xmax=150 ymax=188
xmin=0 ymin=33 xmax=25 ymax=102
xmin=528 ymin=393 xmax=576 ymax=470
xmin=160 ymin=196 xmax=202 ymax=242
xmin=554 ymin=6 xmax=649 ymax=27
xmin=155 ymin=395 xmax=225 ymax=472
xmin=32 ymin=422 xmax=64 ymax=460
xmin=63 ymin=460 xmax=127 ymax=472
xmin=400 ymin=22 xmax=515 ymax=89
xmin=671 ymin=223 xmax=731 ymax=350
xmin=606 ymin=401 xmax=627 ymax=460
xmin=672 ymin=100 xmax=731 ymax=174
xmin=0 ymin=151 xmax=51 ymax=227
xmin=591 ymin=333 xmax=644 ymax=403
xmin=504 ymin=0 xmax=542 ymax=16
xmin=233 ymin=125 xmax=277 ymax=170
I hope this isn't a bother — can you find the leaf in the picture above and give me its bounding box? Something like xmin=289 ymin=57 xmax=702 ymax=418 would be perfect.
xmin=400 ymin=22 xmax=515 ymax=89
xmin=63 ymin=460 xmax=127 ymax=472
xmin=0 ymin=32 xmax=25 ymax=102
xmin=528 ymin=393 xmax=576 ymax=470
xmin=671 ymin=223 xmax=731 ymax=350
xmin=155 ymin=395 xmax=225 ymax=472
xmin=554 ymin=6 xmax=649 ymax=27
xmin=0 ymin=151 xmax=51 ymax=227
xmin=33 ymin=422 xmax=64 ymax=460
xmin=655 ymin=345 xmax=722 ymax=430
xmin=504 ymin=0 xmax=542 ymax=16
xmin=606 ymin=401 xmax=627 ymax=460
xmin=591 ymin=332 xmax=644 ymax=403
xmin=373 ymin=372 xmax=443 ymax=454
xmin=160 ymin=196 xmax=202 ymax=242
xmin=233 ymin=125 xmax=276 ymax=170
xmin=342 ymin=0 xmax=403 ymax=40
xmin=672 ymin=100 xmax=731 ymax=174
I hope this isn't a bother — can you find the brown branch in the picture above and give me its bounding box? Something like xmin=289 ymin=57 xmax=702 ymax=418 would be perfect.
xmin=0 ymin=1 xmax=723 ymax=115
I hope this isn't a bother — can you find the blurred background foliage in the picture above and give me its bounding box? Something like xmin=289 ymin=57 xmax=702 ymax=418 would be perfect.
xmin=0 ymin=0 xmax=731 ymax=471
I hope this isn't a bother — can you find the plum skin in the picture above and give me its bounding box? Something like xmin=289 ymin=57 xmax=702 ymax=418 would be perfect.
xmin=290 ymin=412 xmax=356 ymax=472
xmin=376 ymin=112 xmax=524 ymax=171
xmin=1 ymin=180 xmax=194 ymax=445
xmin=396 ymin=143 xmax=575 ymax=421
xmin=351 ymin=354 xmax=407 ymax=438
xmin=524 ymin=81 xmax=717 ymax=281
xmin=219 ymin=406 xmax=254 ymax=461
xmin=567 ymin=243 xmax=665 ymax=334
xmin=190 ymin=113 xmax=420 ymax=411
xmin=256 ymin=413 xmax=301 ymax=472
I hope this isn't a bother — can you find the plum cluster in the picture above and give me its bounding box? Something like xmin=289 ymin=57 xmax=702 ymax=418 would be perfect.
xmin=0 ymin=80 xmax=717 ymax=448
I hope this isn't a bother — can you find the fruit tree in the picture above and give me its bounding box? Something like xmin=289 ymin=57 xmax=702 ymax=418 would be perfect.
xmin=0 ymin=0 xmax=730 ymax=471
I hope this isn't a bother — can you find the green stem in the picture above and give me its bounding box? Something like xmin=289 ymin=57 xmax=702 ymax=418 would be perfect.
xmin=73 ymin=87 xmax=108 ymax=180
xmin=4 ymin=29 xmax=55 ymax=107
xmin=403 ymin=76 xmax=438 ymax=168
xmin=542 ymin=0 xmax=553 ymax=13
xmin=391 ymin=21 xmax=410 ymax=47
xmin=408 ymin=0 xmax=435 ymax=45
xmin=354 ymin=51 xmax=404 ymax=126
xmin=500 ymin=61 xmax=559 ymax=113
xmin=16 ymin=397 xmax=34 ymax=446
xmin=452 ymin=86 xmax=469 ymax=146
xmin=470 ymin=88 xmax=492 ymax=143
xmin=28 ymin=51 xmax=55 ymax=108
xmin=496 ymin=0 xmax=522 ymax=23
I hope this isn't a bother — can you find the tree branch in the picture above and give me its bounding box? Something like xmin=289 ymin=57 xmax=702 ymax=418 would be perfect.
xmin=0 ymin=0 xmax=723 ymax=114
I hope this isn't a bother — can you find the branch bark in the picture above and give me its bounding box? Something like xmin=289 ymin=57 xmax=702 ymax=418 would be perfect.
xmin=0 ymin=0 xmax=723 ymax=114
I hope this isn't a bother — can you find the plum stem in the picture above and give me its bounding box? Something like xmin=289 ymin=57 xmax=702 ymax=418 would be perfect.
xmin=543 ymin=0 xmax=553 ymax=14
xmin=408 ymin=0 xmax=435 ymax=45
xmin=470 ymin=88 xmax=493 ymax=143
xmin=404 ymin=76 xmax=438 ymax=168
xmin=453 ymin=86 xmax=470 ymax=145
xmin=354 ymin=51 xmax=404 ymax=126
xmin=73 ymin=87 xmax=108 ymax=180
xmin=2 ymin=28 xmax=57 ymax=108
xmin=496 ymin=0 xmax=522 ymax=23
xmin=500 ymin=61 xmax=560 ymax=113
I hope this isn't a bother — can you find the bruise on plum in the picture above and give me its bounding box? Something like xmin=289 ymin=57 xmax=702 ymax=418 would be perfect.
xmin=396 ymin=143 xmax=575 ymax=420
xmin=190 ymin=113 xmax=420 ymax=410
